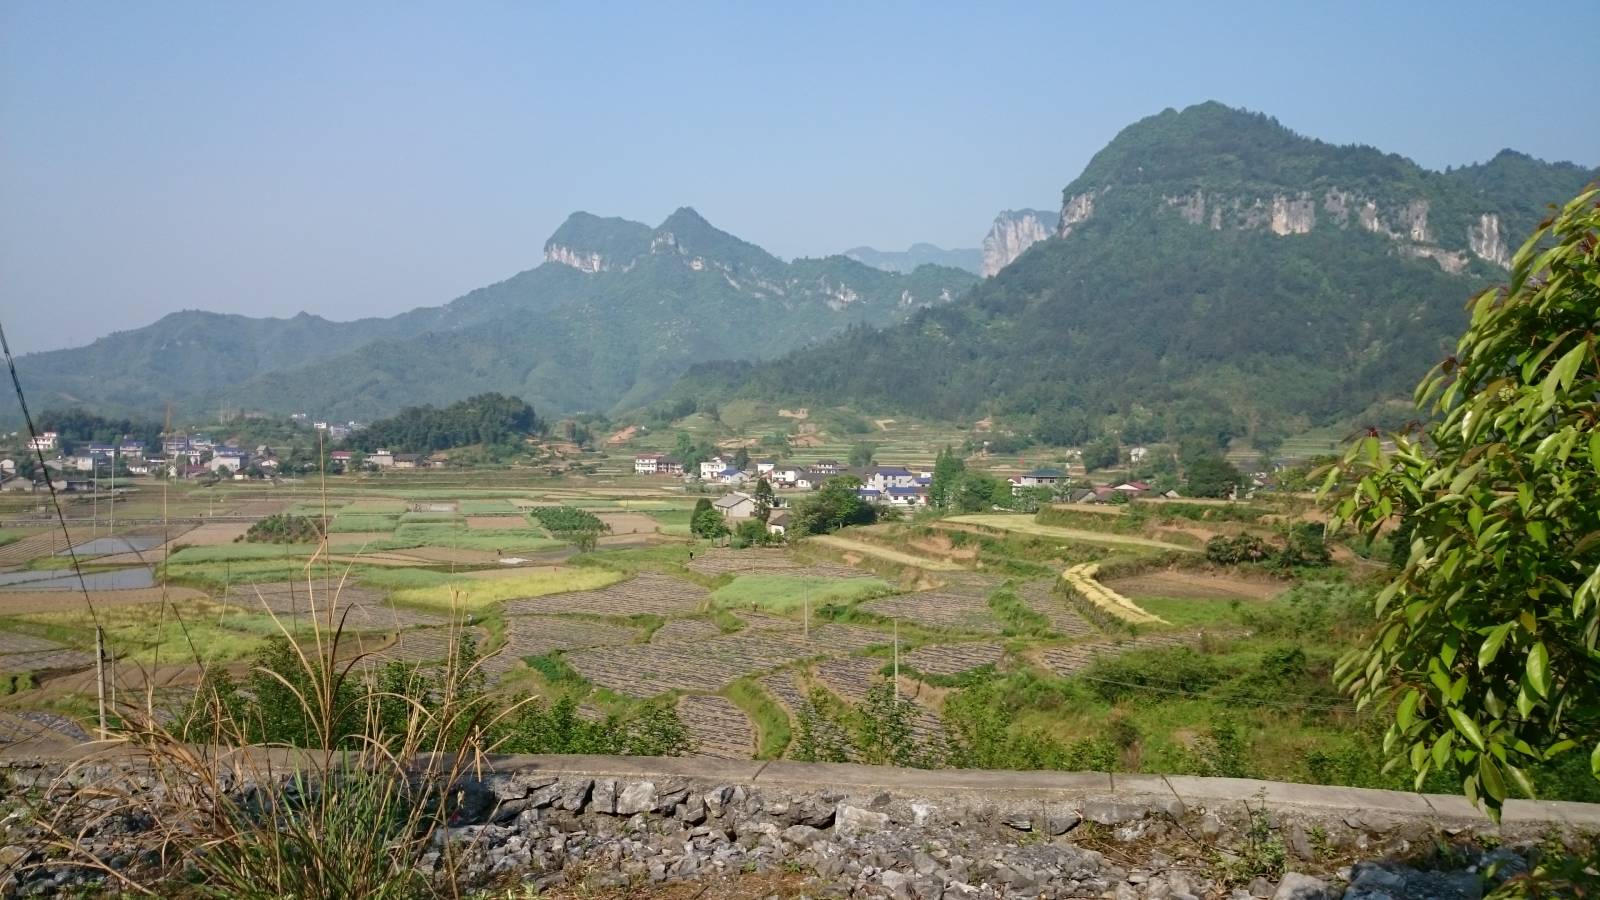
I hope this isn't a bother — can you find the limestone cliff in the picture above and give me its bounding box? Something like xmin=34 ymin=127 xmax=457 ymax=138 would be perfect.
xmin=981 ymin=209 xmax=1060 ymax=277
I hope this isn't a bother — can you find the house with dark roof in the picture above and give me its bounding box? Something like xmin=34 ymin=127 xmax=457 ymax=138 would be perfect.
xmin=713 ymin=492 xmax=756 ymax=520
xmin=862 ymin=466 xmax=917 ymax=492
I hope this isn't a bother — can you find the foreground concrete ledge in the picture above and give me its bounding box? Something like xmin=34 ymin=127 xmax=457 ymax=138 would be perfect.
xmin=8 ymin=749 xmax=1598 ymax=829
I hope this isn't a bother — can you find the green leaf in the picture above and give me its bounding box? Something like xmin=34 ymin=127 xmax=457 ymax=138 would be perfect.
xmin=1448 ymin=707 xmax=1487 ymax=751
xmin=1589 ymin=431 xmax=1600 ymax=475
xmin=1477 ymin=623 xmax=1513 ymax=669
xmin=1396 ymin=689 xmax=1421 ymax=730
xmin=1526 ymin=642 xmax=1550 ymax=698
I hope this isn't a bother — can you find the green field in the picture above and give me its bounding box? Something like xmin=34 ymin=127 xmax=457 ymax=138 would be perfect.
xmin=710 ymin=575 xmax=891 ymax=613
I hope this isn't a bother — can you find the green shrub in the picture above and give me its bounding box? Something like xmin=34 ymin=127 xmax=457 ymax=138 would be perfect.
xmin=243 ymin=514 xmax=325 ymax=544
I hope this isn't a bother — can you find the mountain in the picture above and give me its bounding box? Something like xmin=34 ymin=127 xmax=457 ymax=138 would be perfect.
xmin=981 ymin=209 xmax=1059 ymax=276
xmin=669 ymin=102 xmax=1598 ymax=449
xmin=844 ymin=244 xmax=983 ymax=275
xmin=6 ymin=209 xmax=976 ymax=422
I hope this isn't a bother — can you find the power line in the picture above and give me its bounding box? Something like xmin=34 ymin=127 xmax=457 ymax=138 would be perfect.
xmin=0 ymin=319 xmax=101 ymax=624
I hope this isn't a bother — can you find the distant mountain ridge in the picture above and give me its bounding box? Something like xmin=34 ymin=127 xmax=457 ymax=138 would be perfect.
xmin=666 ymin=102 xmax=1598 ymax=448
xmin=843 ymin=244 xmax=983 ymax=275
xmin=7 ymin=208 xmax=977 ymax=421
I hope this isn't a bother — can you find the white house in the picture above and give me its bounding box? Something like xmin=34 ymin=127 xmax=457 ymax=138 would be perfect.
xmin=1128 ymin=446 xmax=1150 ymax=464
xmin=0 ymin=458 xmax=14 ymax=475
xmin=769 ymin=464 xmax=803 ymax=486
xmin=1016 ymin=467 xmax=1067 ymax=489
xmin=885 ymin=486 xmax=929 ymax=507
xmin=371 ymin=449 xmax=395 ymax=468
xmin=211 ymin=448 xmax=249 ymax=473
xmin=766 ymin=511 xmax=790 ymax=536
xmin=713 ymin=492 xmax=757 ymax=521
xmin=755 ymin=459 xmax=776 ymax=476
xmin=862 ymin=466 xmax=918 ymax=492
xmin=28 ymin=432 xmax=58 ymax=452
xmin=718 ymin=467 xmax=751 ymax=487
xmin=698 ymin=456 xmax=729 ymax=480
xmin=634 ymin=453 xmax=664 ymax=475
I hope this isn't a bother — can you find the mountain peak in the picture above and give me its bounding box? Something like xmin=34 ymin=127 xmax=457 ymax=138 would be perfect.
xmin=651 ymin=207 xmax=782 ymax=274
xmin=543 ymin=212 xmax=651 ymax=272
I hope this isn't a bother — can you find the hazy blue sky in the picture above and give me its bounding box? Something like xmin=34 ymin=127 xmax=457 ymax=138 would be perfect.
xmin=3 ymin=2 xmax=1596 ymax=352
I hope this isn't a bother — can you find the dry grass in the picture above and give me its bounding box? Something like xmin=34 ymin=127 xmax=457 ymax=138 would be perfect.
xmin=392 ymin=568 xmax=623 ymax=612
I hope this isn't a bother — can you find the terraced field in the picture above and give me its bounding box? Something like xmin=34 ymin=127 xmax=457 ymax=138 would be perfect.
xmin=811 ymin=656 xmax=946 ymax=750
xmin=650 ymin=618 xmax=723 ymax=643
xmin=686 ymin=548 xmax=867 ymax=579
xmin=858 ymin=590 xmax=1002 ymax=634
xmin=943 ymin=515 xmax=1196 ymax=553
xmin=676 ymin=694 xmax=755 ymax=759
xmin=567 ymin=623 xmax=886 ymax=697
xmin=503 ymin=572 xmax=708 ymax=617
xmin=1014 ymin=579 xmax=1098 ymax=638
xmin=1032 ymin=630 xmax=1218 ymax=677
xmin=0 ymin=632 xmax=95 ymax=674
xmin=213 ymin=580 xmax=445 ymax=631
xmin=903 ymin=641 xmax=1007 ymax=677
xmin=485 ymin=615 xmax=639 ymax=679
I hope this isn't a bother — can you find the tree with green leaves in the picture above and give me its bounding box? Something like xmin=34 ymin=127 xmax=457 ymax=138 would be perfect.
xmin=732 ymin=447 xmax=751 ymax=471
xmin=1183 ymin=455 xmax=1242 ymax=498
xmin=929 ymin=446 xmax=966 ymax=509
xmin=1325 ymin=188 xmax=1600 ymax=818
xmin=690 ymin=498 xmax=726 ymax=539
xmin=1080 ymin=436 xmax=1120 ymax=471
xmin=792 ymin=475 xmax=876 ymax=535
xmin=752 ymin=477 xmax=774 ymax=522
xmin=848 ymin=442 xmax=876 ymax=468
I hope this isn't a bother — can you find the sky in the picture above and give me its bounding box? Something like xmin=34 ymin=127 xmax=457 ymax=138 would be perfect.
xmin=3 ymin=2 xmax=1597 ymax=353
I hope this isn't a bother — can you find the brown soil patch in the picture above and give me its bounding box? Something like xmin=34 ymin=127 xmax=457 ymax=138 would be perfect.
xmin=1104 ymin=570 xmax=1285 ymax=602
xmin=908 ymin=534 xmax=976 ymax=562
xmin=596 ymin=511 xmax=659 ymax=535
xmin=328 ymin=531 xmax=396 ymax=546
xmin=465 ymin=516 xmax=527 ymax=530
xmin=385 ymin=546 xmax=502 ymax=565
xmin=0 ymin=585 xmax=210 ymax=616
xmin=604 ymin=425 xmax=638 ymax=445
xmin=790 ymin=434 xmax=825 ymax=447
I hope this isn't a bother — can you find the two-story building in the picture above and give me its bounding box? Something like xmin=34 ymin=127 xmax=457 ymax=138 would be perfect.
xmin=698 ymin=456 xmax=729 ymax=480
xmin=27 ymin=431 xmax=58 ymax=452
xmin=861 ymin=466 xmax=918 ymax=492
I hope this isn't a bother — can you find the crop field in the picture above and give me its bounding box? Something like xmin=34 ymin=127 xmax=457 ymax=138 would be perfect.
xmin=676 ymin=694 xmax=755 ymax=759
xmin=943 ymin=514 xmax=1197 ymax=552
xmin=503 ymin=572 xmax=707 ymax=617
xmin=484 ymin=615 xmax=640 ymax=679
xmin=650 ymin=617 xmax=723 ymax=643
xmin=1031 ymin=630 xmax=1217 ymax=677
xmin=857 ymin=590 xmax=1003 ymax=634
xmin=567 ymin=623 xmax=886 ymax=697
xmin=903 ymin=641 xmax=1007 ymax=677
xmin=1013 ymin=579 xmax=1097 ymax=638
xmin=710 ymin=575 xmax=890 ymax=613
xmin=390 ymin=568 xmax=622 ymax=612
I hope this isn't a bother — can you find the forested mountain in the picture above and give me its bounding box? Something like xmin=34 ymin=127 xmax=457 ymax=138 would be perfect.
xmin=7 ymin=209 xmax=975 ymax=421
xmin=668 ymin=102 xmax=1598 ymax=450
xmin=844 ymin=244 xmax=983 ymax=275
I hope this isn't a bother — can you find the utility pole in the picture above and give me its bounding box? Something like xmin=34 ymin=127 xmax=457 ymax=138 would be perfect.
xmin=91 ymin=458 xmax=98 ymax=538
xmin=94 ymin=626 xmax=107 ymax=739
xmin=803 ymin=582 xmax=810 ymax=640
xmin=108 ymin=449 xmax=115 ymax=536
xmin=892 ymin=618 xmax=900 ymax=702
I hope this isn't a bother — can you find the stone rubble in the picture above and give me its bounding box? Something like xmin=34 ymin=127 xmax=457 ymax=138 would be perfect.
xmin=0 ymin=761 xmax=1575 ymax=898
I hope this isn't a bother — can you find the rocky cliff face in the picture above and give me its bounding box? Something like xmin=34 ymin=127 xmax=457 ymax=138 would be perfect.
xmin=1059 ymin=184 xmax=1510 ymax=273
xmin=544 ymin=245 xmax=609 ymax=273
xmin=981 ymin=209 xmax=1061 ymax=277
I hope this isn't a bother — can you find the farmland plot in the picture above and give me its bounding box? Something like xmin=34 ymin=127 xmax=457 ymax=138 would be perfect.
xmin=0 ymin=632 xmax=94 ymax=674
xmin=811 ymin=656 xmax=946 ymax=749
xmin=858 ymin=591 xmax=1002 ymax=634
xmin=650 ymin=618 xmax=723 ymax=643
xmin=484 ymin=615 xmax=639 ymax=679
xmin=903 ymin=641 xmax=1007 ymax=677
xmin=676 ymin=695 xmax=755 ymax=759
xmin=567 ymin=623 xmax=884 ymax=697
xmin=504 ymin=572 xmax=707 ymax=617
xmin=1033 ymin=631 xmax=1216 ymax=677
xmin=214 ymin=581 xmax=445 ymax=630
xmin=685 ymin=549 xmax=815 ymax=577
xmin=1014 ymin=580 xmax=1098 ymax=638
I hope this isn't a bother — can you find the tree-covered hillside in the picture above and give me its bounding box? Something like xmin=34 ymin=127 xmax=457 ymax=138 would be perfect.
xmin=347 ymin=393 xmax=541 ymax=454
xmin=6 ymin=209 xmax=975 ymax=422
xmin=668 ymin=103 xmax=1597 ymax=450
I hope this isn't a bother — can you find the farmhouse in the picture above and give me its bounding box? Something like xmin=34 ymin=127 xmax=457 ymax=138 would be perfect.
xmin=1017 ymin=467 xmax=1066 ymax=487
xmin=27 ymin=431 xmax=58 ymax=452
xmin=754 ymin=459 xmax=776 ymax=475
xmin=862 ymin=466 xmax=917 ymax=492
xmin=1111 ymin=480 xmax=1151 ymax=496
xmin=330 ymin=450 xmax=353 ymax=470
xmin=392 ymin=453 xmax=421 ymax=470
xmin=370 ymin=449 xmax=395 ymax=468
xmin=210 ymin=448 xmax=249 ymax=473
xmin=699 ymin=456 xmax=729 ymax=480
xmin=634 ymin=453 xmax=665 ymax=475
xmin=811 ymin=459 xmax=842 ymax=475
xmin=713 ymin=492 xmax=757 ymax=521
xmin=717 ymin=467 xmax=750 ymax=486
xmin=885 ymin=485 xmax=929 ymax=507
xmin=766 ymin=510 xmax=790 ymax=536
